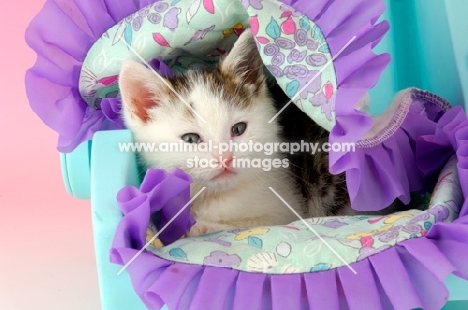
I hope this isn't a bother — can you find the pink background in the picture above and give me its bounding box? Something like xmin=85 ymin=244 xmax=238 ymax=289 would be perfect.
xmin=0 ymin=0 xmax=101 ymax=308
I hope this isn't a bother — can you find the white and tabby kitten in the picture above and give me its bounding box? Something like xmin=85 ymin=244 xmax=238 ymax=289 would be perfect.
xmin=119 ymin=29 xmax=306 ymax=236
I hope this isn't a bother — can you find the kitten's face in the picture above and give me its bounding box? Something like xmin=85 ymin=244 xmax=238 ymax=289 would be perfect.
xmin=119 ymin=29 xmax=281 ymax=192
xmin=135 ymin=74 xmax=279 ymax=190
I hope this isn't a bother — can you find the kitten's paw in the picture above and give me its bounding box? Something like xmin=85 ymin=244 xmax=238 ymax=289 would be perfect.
xmin=187 ymin=223 xmax=210 ymax=237
xmin=187 ymin=222 xmax=232 ymax=237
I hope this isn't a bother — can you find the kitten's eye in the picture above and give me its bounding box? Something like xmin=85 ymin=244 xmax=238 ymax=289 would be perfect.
xmin=231 ymin=122 xmax=247 ymax=137
xmin=181 ymin=133 xmax=201 ymax=144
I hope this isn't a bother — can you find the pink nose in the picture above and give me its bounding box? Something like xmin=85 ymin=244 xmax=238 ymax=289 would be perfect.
xmin=216 ymin=153 xmax=233 ymax=168
xmin=223 ymin=153 xmax=234 ymax=167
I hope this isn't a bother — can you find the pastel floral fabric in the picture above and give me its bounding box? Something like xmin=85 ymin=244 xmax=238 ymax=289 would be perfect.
xmin=246 ymin=0 xmax=337 ymax=130
xmin=79 ymin=0 xmax=336 ymax=130
xmin=146 ymin=155 xmax=463 ymax=274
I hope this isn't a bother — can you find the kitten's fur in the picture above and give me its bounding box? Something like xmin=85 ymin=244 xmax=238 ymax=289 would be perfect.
xmin=270 ymin=84 xmax=351 ymax=217
xmin=119 ymin=29 xmax=307 ymax=236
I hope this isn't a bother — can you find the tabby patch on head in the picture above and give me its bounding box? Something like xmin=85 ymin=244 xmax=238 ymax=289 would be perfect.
xmin=119 ymin=29 xmax=266 ymax=121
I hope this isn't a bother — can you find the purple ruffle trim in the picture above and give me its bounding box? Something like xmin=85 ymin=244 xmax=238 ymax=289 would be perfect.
xmin=110 ymin=168 xmax=194 ymax=250
xmin=110 ymin=91 xmax=468 ymax=309
xmin=24 ymin=0 xmax=169 ymax=153
xmin=282 ymin=0 xmax=391 ymax=139
xmin=337 ymin=89 xmax=467 ymax=211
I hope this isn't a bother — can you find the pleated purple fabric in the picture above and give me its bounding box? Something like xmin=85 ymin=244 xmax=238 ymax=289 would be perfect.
xmin=25 ymin=0 xmax=173 ymax=152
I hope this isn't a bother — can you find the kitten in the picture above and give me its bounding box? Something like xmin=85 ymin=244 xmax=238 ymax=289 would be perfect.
xmin=119 ymin=29 xmax=306 ymax=236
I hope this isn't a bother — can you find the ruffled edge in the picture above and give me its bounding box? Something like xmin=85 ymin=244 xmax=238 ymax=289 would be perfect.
xmin=285 ymin=0 xmax=391 ymax=138
xmin=337 ymin=88 xmax=465 ymax=211
xmin=110 ymin=89 xmax=468 ymax=309
xmin=110 ymin=231 xmax=468 ymax=310
xmin=111 ymin=168 xmax=194 ymax=251
xmin=24 ymin=0 xmax=158 ymax=152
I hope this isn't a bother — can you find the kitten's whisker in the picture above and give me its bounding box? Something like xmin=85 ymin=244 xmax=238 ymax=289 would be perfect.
xmin=251 ymin=169 xmax=297 ymax=194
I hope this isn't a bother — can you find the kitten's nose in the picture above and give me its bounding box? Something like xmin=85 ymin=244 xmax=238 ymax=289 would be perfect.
xmin=216 ymin=152 xmax=234 ymax=168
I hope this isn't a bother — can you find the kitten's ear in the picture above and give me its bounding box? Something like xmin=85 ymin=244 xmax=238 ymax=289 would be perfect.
xmin=119 ymin=60 xmax=167 ymax=124
xmin=220 ymin=29 xmax=264 ymax=92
